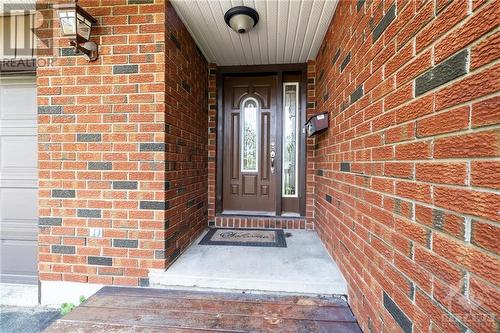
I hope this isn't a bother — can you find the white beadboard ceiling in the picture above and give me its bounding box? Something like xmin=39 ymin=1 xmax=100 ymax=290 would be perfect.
xmin=170 ymin=0 xmax=338 ymax=66
xmin=0 ymin=0 xmax=35 ymax=15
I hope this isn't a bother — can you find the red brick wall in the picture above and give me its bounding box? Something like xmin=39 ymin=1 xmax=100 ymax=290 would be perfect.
xmin=164 ymin=0 xmax=208 ymax=265
xmin=37 ymin=0 xmax=207 ymax=287
xmin=313 ymin=1 xmax=499 ymax=332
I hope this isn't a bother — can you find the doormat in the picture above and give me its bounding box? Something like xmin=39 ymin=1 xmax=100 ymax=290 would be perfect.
xmin=199 ymin=228 xmax=287 ymax=248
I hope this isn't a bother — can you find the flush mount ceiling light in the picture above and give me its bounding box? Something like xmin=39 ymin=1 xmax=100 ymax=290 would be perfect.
xmin=224 ymin=6 xmax=259 ymax=34
xmin=53 ymin=1 xmax=98 ymax=61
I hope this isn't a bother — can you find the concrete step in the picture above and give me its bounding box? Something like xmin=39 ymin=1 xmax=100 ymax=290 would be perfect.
xmin=149 ymin=230 xmax=348 ymax=296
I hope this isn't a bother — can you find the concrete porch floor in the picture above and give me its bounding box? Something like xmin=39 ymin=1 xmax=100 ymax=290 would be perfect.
xmin=149 ymin=229 xmax=348 ymax=296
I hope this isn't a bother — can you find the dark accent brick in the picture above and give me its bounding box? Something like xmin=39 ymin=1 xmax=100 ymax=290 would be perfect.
xmin=409 ymin=282 xmax=416 ymax=301
xmin=208 ymin=220 xmax=215 ymax=227
xmin=426 ymin=230 xmax=433 ymax=249
xmin=339 ymin=240 xmax=350 ymax=253
xmin=332 ymin=48 xmax=341 ymax=64
xmin=340 ymin=52 xmax=351 ymax=72
xmin=139 ymin=278 xmax=150 ymax=287
xmin=326 ymin=194 xmax=333 ymax=203
xmin=394 ymin=198 xmax=402 ymax=214
xmin=77 ymin=133 xmax=101 ymax=142
xmin=350 ymin=85 xmax=364 ymax=104
xmin=113 ymin=239 xmax=138 ymax=248
xmin=181 ymin=80 xmax=191 ymax=93
xmin=154 ymin=250 xmax=165 ymax=259
xmin=77 ymin=209 xmax=101 ymax=218
xmin=357 ymin=0 xmax=365 ymax=12
xmin=340 ymin=101 xmax=349 ymax=112
xmin=187 ymin=199 xmax=195 ymax=207
xmin=112 ymin=181 xmax=138 ymax=190
xmin=88 ymin=256 xmax=112 ymax=266
xmin=52 ymin=189 xmax=75 ymax=198
xmin=323 ymin=90 xmax=329 ymax=102
xmin=39 ymin=217 xmax=62 ymax=226
xmin=88 ymin=162 xmax=112 ymax=170
xmin=432 ymin=209 xmax=445 ymax=230
xmin=113 ymin=65 xmax=138 ymax=74
xmin=128 ymin=0 xmax=153 ymax=3
xmin=38 ymin=106 xmax=62 ymax=114
xmin=383 ymin=292 xmax=413 ymax=333
xmin=60 ymin=47 xmax=82 ymax=56
xmin=140 ymin=201 xmax=167 ymax=210
xmin=165 ymin=181 xmax=170 ymax=190
xmin=373 ymin=4 xmax=396 ymax=42
xmin=341 ymin=162 xmax=351 ymax=172
xmin=318 ymin=69 xmax=324 ymax=82
xmin=415 ymin=49 xmax=468 ymax=96
xmin=196 ymin=201 xmax=204 ymax=209
xmin=51 ymin=245 xmax=75 ymax=254
xmin=209 ymin=68 xmax=217 ymax=75
xmin=140 ymin=143 xmax=165 ymax=152
xmin=307 ymin=102 xmax=315 ymax=109
xmin=170 ymin=33 xmax=181 ymax=50
xmin=170 ymin=248 xmax=181 ymax=261
xmin=317 ymin=169 xmax=324 ymax=176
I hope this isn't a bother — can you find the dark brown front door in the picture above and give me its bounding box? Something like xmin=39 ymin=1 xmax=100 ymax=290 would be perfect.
xmin=222 ymin=75 xmax=277 ymax=214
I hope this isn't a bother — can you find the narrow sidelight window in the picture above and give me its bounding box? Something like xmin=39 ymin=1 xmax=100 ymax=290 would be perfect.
xmin=283 ymin=83 xmax=299 ymax=197
xmin=241 ymin=97 xmax=259 ymax=172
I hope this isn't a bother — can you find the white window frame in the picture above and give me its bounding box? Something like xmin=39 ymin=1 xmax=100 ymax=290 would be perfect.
xmin=282 ymin=82 xmax=300 ymax=198
xmin=240 ymin=97 xmax=259 ymax=173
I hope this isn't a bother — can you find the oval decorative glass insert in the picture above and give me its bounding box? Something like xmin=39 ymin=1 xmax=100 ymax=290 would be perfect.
xmin=241 ymin=98 xmax=259 ymax=172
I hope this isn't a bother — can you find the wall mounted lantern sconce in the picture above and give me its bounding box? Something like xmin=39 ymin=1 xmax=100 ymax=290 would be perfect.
xmin=53 ymin=2 xmax=98 ymax=61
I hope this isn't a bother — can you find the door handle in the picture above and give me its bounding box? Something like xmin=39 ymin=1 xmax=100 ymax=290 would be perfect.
xmin=270 ymin=149 xmax=276 ymax=174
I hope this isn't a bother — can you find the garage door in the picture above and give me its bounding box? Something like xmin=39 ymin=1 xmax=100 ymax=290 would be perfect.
xmin=0 ymin=76 xmax=38 ymax=284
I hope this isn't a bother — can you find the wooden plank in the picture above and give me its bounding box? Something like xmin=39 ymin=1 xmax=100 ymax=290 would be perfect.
xmin=46 ymin=287 xmax=362 ymax=333
xmin=96 ymin=286 xmax=347 ymax=307
xmin=83 ymin=294 xmax=356 ymax=322
xmin=44 ymin=321 xmax=229 ymax=333
xmin=58 ymin=306 xmax=362 ymax=333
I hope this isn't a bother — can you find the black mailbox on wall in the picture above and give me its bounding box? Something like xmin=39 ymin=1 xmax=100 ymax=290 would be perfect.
xmin=305 ymin=112 xmax=329 ymax=137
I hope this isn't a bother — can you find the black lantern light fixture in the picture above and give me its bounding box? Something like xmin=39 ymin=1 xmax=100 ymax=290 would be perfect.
xmin=224 ymin=6 xmax=259 ymax=34
xmin=53 ymin=1 xmax=98 ymax=61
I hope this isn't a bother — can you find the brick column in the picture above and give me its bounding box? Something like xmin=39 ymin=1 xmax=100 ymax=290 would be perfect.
xmin=207 ymin=64 xmax=217 ymax=225
xmin=37 ymin=0 xmax=207 ymax=288
xmin=306 ymin=60 xmax=316 ymax=230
